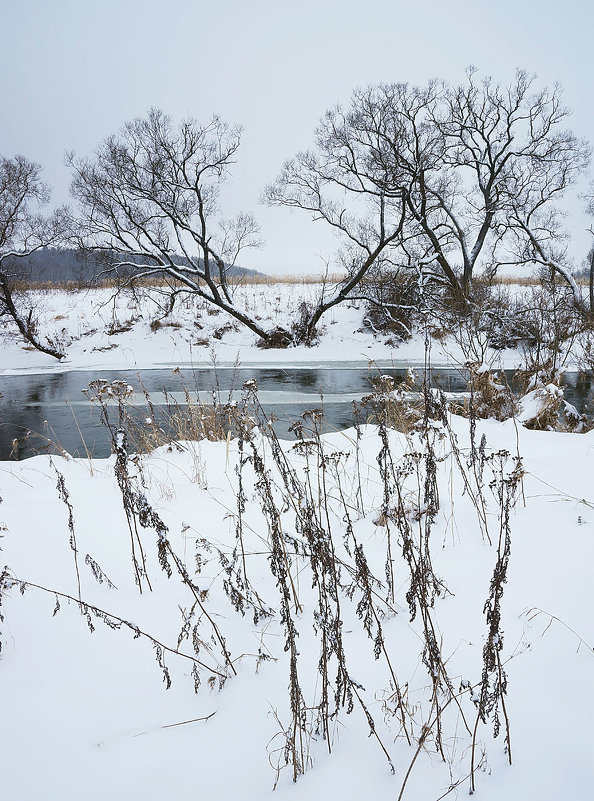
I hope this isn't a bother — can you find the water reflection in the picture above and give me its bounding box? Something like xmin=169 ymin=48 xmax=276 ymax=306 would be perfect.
xmin=1 ymin=366 xmax=592 ymax=460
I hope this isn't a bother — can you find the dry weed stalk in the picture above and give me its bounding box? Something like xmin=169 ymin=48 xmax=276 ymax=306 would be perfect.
xmin=1 ymin=369 xmax=532 ymax=797
xmin=469 ymin=450 xmax=523 ymax=793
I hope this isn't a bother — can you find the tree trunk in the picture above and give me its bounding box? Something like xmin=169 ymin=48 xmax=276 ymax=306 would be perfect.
xmin=0 ymin=274 xmax=65 ymax=360
xmin=590 ymin=248 xmax=594 ymax=314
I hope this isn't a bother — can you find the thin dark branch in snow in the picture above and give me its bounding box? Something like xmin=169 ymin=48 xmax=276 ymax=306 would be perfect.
xmin=1 ymin=574 xmax=228 ymax=679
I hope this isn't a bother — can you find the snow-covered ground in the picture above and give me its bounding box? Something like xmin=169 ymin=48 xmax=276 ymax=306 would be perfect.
xmin=1 ymin=282 xmax=593 ymax=800
xmin=1 ymin=411 xmax=593 ymax=801
xmin=0 ymin=282 xmax=521 ymax=375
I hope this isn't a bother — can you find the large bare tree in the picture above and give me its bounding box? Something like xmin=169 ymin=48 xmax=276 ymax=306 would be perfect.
xmin=267 ymin=70 xmax=591 ymax=328
xmin=69 ymin=109 xmax=273 ymax=340
xmin=265 ymin=85 xmax=415 ymax=342
xmin=0 ymin=155 xmax=68 ymax=359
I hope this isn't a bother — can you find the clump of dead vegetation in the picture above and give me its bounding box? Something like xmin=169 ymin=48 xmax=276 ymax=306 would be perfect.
xmin=1 ymin=373 xmax=533 ymax=798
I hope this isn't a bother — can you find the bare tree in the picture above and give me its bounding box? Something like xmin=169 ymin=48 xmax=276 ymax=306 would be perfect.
xmin=265 ymin=85 xmax=419 ymax=342
xmin=69 ymin=109 xmax=273 ymax=340
xmin=584 ymin=186 xmax=594 ymax=314
xmin=267 ymin=70 xmax=591 ymax=333
xmin=0 ymin=155 xmax=68 ymax=359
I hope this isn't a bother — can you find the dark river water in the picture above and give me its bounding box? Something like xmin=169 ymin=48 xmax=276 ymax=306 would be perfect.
xmin=1 ymin=364 xmax=593 ymax=460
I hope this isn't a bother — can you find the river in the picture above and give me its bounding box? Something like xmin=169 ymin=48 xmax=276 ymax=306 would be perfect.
xmin=1 ymin=362 xmax=593 ymax=459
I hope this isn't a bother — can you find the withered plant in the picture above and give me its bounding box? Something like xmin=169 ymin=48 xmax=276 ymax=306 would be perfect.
xmin=1 ymin=366 xmax=531 ymax=799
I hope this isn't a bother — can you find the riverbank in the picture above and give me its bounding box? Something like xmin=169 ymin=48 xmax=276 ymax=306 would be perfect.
xmin=0 ymin=282 xmax=521 ymax=375
xmin=1 ymin=409 xmax=592 ymax=800
xmin=2 ymin=281 xmax=593 ymax=800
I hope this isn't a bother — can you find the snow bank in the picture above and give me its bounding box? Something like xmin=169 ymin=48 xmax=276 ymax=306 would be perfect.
xmin=0 ymin=283 xmax=514 ymax=374
xmin=1 ymin=410 xmax=593 ymax=800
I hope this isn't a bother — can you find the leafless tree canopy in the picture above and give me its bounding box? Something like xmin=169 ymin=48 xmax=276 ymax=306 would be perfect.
xmin=69 ymin=109 xmax=270 ymax=339
xmin=4 ymin=73 xmax=592 ymax=355
xmin=0 ymin=155 xmax=68 ymax=359
xmin=267 ymin=70 xmax=591 ymax=318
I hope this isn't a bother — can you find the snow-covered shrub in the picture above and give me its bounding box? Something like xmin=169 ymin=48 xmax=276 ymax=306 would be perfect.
xmin=361 ymin=268 xmax=420 ymax=342
xmin=360 ymin=372 xmax=423 ymax=432
xmin=484 ymin=295 xmax=540 ymax=350
xmin=455 ymin=363 xmax=516 ymax=421
xmin=516 ymin=284 xmax=586 ymax=379
xmin=428 ymin=279 xmax=514 ymax=361
xmin=516 ymin=379 xmax=591 ymax=432
xmin=516 ymin=383 xmax=564 ymax=430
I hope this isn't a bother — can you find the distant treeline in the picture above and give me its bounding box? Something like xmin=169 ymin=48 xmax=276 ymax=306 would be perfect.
xmin=4 ymin=248 xmax=262 ymax=284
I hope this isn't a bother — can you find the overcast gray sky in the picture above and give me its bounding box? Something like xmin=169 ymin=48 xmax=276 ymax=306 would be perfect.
xmin=2 ymin=0 xmax=593 ymax=274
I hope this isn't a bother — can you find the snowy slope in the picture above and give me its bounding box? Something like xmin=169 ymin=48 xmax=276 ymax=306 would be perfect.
xmin=1 ymin=410 xmax=593 ymax=801
xmin=0 ymin=283 xmax=518 ymax=375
